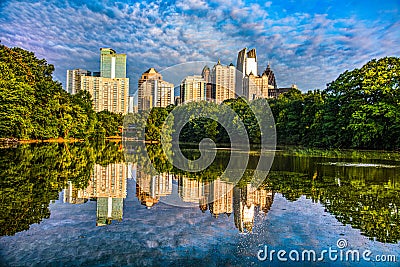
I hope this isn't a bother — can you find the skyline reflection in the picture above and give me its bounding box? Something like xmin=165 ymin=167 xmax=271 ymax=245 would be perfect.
xmin=63 ymin=161 xmax=274 ymax=233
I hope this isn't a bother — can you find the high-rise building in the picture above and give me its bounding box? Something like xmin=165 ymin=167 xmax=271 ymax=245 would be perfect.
xmin=100 ymin=48 xmax=126 ymax=78
xmin=81 ymin=76 xmax=129 ymax=114
xmin=262 ymin=64 xmax=277 ymax=89
xmin=239 ymin=57 xmax=278 ymax=100
xmin=243 ymin=72 xmax=270 ymax=100
xmin=63 ymin=181 xmax=89 ymax=204
xmin=138 ymin=68 xmax=174 ymax=110
xmin=201 ymin=66 xmax=213 ymax=101
xmin=236 ymin=48 xmax=258 ymax=96
xmin=128 ymin=95 xmax=137 ymax=113
xmin=66 ymin=68 xmax=91 ymax=94
xmin=180 ymin=75 xmax=206 ymax=103
xmin=85 ymin=163 xmax=128 ymax=199
xmin=96 ymin=197 xmax=124 ymax=226
xmin=77 ymin=48 xmax=129 ymax=114
xmin=210 ymin=60 xmax=236 ymax=104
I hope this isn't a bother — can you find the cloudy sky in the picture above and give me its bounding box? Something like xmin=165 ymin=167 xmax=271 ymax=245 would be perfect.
xmin=0 ymin=0 xmax=399 ymax=94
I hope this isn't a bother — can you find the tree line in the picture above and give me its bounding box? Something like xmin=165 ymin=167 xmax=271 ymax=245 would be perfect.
xmin=0 ymin=44 xmax=122 ymax=140
xmin=129 ymin=56 xmax=399 ymax=150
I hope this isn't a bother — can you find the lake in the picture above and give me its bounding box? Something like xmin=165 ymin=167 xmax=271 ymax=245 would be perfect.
xmin=0 ymin=142 xmax=399 ymax=266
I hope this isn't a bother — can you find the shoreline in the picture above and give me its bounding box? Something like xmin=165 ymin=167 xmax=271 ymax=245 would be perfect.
xmin=0 ymin=137 xmax=123 ymax=145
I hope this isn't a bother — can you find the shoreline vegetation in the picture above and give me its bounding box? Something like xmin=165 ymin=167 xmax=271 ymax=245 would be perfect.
xmin=1 ymin=44 xmax=399 ymax=150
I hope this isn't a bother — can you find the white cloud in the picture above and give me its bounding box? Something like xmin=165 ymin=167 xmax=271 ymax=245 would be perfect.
xmin=0 ymin=0 xmax=398 ymax=92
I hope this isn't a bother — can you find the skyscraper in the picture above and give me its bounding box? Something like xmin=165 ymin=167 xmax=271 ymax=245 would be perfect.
xmin=100 ymin=48 xmax=126 ymax=78
xmin=180 ymin=75 xmax=206 ymax=103
xmin=136 ymin=171 xmax=173 ymax=208
xmin=79 ymin=48 xmax=129 ymax=114
xmin=236 ymin=48 xmax=258 ymax=97
xmin=201 ymin=65 xmax=213 ymax=101
xmin=81 ymin=76 xmax=129 ymax=114
xmin=66 ymin=68 xmax=91 ymax=94
xmin=210 ymin=60 xmax=236 ymax=104
xmin=138 ymin=68 xmax=174 ymax=110
xmin=243 ymin=71 xmax=270 ymax=100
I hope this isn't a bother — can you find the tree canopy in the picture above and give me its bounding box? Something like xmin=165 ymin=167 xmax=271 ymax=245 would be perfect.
xmin=0 ymin=44 xmax=123 ymax=140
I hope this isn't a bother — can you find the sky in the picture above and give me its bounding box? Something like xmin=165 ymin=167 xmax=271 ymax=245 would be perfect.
xmin=0 ymin=0 xmax=399 ymax=94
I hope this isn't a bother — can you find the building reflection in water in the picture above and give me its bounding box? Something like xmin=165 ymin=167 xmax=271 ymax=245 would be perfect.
xmin=233 ymin=184 xmax=274 ymax=233
xmin=136 ymin=171 xmax=173 ymax=208
xmin=64 ymin=162 xmax=274 ymax=231
xmin=63 ymin=163 xmax=128 ymax=226
xmin=136 ymin=167 xmax=274 ymax=233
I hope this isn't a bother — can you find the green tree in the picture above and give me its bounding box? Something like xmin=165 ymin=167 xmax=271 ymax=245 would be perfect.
xmin=325 ymin=57 xmax=400 ymax=149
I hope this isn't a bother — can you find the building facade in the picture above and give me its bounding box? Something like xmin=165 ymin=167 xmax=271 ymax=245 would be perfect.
xmin=180 ymin=75 xmax=206 ymax=103
xmin=269 ymin=84 xmax=297 ymax=98
xmin=66 ymin=68 xmax=91 ymax=95
xmin=210 ymin=60 xmax=236 ymax=104
xmin=138 ymin=68 xmax=174 ymax=110
xmin=81 ymin=76 xmax=129 ymax=114
xmin=236 ymin=48 xmax=258 ymax=96
xmin=100 ymin=48 xmax=126 ymax=79
xmin=243 ymin=72 xmax=270 ymax=100
xmin=201 ymin=66 xmax=213 ymax=101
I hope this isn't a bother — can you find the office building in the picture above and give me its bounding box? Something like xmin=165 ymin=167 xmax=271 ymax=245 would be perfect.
xmin=76 ymin=48 xmax=129 ymax=114
xmin=210 ymin=60 xmax=236 ymax=103
xmin=236 ymin=48 xmax=258 ymax=96
xmin=233 ymin=184 xmax=274 ymax=233
xmin=243 ymin=72 xmax=270 ymax=100
xmin=128 ymin=95 xmax=137 ymax=113
xmin=100 ymin=48 xmax=126 ymax=78
xmin=66 ymin=68 xmax=91 ymax=94
xmin=180 ymin=75 xmax=206 ymax=103
xmin=201 ymin=66 xmax=213 ymax=101
xmin=138 ymin=68 xmax=174 ymax=110
xmin=136 ymin=171 xmax=173 ymax=208
xmin=179 ymin=176 xmax=206 ymax=203
xmin=63 ymin=181 xmax=89 ymax=204
xmin=81 ymin=76 xmax=129 ymax=114
xmin=96 ymin=197 xmax=124 ymax=226
xmin=269 ymin=84 xmax=296 ymax=98
xmin=236 ymin=48 xmax=280 ymax=100
xmin=208 ymin=179 xmax=234 ymax=218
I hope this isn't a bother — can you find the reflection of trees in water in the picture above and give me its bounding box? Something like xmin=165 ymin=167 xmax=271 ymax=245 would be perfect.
xmin=0 ymin=142 xmax=125 ymax=236
xmin=265 ymin=149 xmax=400 ymax=243
xmin=134 ymin=144 xmax=400 ymax=242
xmin=266 ymin=167 xmax=400 ymax=243
xmin=2 ymin=141 xmax=399 ymax=242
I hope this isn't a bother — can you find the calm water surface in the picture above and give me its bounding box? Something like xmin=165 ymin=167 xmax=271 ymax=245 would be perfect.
xmin=0 ymin=142 xmax=399 ymax=266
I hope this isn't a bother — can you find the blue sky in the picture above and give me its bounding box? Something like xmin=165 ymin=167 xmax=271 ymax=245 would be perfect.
xmin=0 ymin=0 xmax=399 ymax=94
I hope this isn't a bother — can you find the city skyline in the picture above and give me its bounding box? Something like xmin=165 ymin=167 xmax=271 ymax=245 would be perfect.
xmin=0 ymin=0 xmax=398 ymax=94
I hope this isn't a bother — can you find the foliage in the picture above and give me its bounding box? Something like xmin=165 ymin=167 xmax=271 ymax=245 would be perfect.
xmin=0 ymin=141 xmax=125 ymax=236
xmin=0 ymin=44 xmax=124 ymax=140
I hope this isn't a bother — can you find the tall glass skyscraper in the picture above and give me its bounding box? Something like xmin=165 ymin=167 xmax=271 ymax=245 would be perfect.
xmin=100 ymin=48 xmax=126 ymax=78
